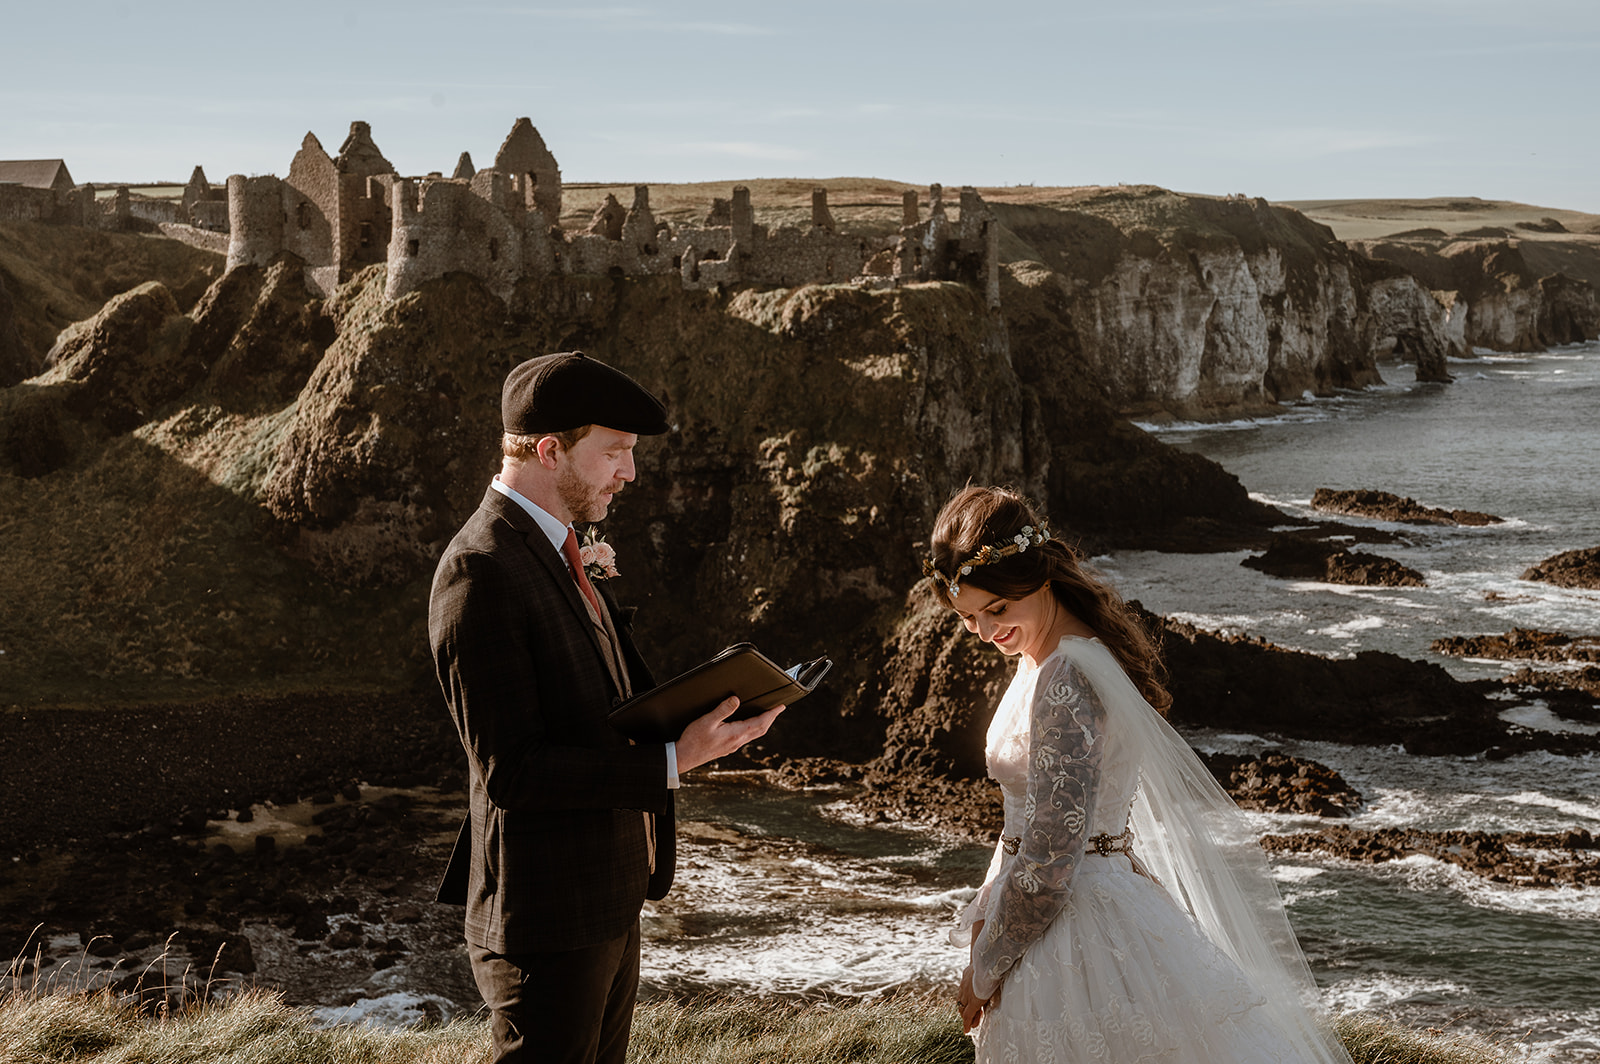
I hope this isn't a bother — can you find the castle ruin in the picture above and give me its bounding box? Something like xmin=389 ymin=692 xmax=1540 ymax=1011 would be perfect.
xmin=226 ymin=118 xmax=1001 ymax=308
xmin=0 ymin=158 xmax=228 ymax=235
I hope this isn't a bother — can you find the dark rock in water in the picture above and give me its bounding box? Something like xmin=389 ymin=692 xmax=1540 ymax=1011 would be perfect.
xmin=1432 ymin=628 xmax=1600 ymax=664
xmin=1242 ymin=532 xmax=1425 ymax=587
xmin=1261 ymin=826 xmax=1600 ymax=888
xmin=1502 ymin=665 xmax=1600 ymax=722
xmin=1522 ymin=545 xmax=1600 ymax=590
xmin=1156 ymin=612 xmax=1518 ymax=754
xmin=1200 ymin=752 xmax=1361 ymax=817
xmin=1311 ymin=488 xmax=1502 ymax=526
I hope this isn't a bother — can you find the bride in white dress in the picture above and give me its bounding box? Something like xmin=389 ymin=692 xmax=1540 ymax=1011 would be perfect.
xmin=924 ymin=487 xmax=1352 ymax=1064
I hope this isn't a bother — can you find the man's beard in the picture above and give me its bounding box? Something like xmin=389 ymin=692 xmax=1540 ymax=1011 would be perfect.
xmin=556 ymin=464 xmax=616 ymax=524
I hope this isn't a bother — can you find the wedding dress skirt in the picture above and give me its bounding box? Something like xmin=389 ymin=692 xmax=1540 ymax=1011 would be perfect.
xmin=975 ymin=857 xmax=1305 ymax=1063
xmin=955 ymin=636 xmax=1349 ymax=1064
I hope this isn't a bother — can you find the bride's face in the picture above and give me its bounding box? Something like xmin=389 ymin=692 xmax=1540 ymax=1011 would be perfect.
xmin=949 ymin=582 xmax=1058 ymax=663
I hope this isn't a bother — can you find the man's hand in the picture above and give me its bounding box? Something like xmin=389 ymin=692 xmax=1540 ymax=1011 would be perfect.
xmin=675 ymin=695 xmax=784 ymax=774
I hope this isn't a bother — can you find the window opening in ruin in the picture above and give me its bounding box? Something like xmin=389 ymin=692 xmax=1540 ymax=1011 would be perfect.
xmin=672 ymin=255 xmax=682 ymax=270
xmin=701 ymin=249 xmax=721 ymax=262
xmin=489 ymin=238 xmax=500 ymax=262
xmin=360 ymin=222 xmax=373 ymax=248
xmin=297 ymin=202 xmax=313 ymax=230
xmin=407 ymin=239 xmax=419 ymax=257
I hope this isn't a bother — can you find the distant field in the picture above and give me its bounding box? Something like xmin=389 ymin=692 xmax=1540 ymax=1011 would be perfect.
xmin=1282 ymin=196 xmax=1600 ymax=242
xmin=91 ymin=183 xmax=189 ymax=200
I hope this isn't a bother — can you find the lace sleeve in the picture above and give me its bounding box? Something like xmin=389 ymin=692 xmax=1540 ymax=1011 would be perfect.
xmin=971 ymin=656 xmax=1106 ymax=998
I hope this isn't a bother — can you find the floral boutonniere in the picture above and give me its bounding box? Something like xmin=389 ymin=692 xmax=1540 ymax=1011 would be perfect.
xmin=578 ymin=527 xmax=619 ymax=581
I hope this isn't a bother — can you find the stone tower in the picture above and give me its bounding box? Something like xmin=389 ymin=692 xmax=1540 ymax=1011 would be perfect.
xmin=494 ymin=118 xmax=562 ymax=224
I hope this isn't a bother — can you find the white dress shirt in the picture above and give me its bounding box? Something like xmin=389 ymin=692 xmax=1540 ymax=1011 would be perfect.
xmin=491 ymin=476 xmax=679 ymax=788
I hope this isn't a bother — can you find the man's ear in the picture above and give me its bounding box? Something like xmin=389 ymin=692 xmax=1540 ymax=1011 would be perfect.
xmin=535 ymin=435 xmax=563 ymax=469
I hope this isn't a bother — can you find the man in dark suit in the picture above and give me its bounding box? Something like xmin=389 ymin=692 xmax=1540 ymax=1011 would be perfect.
xmin=429 ymin=351 xmax=782 ymax=1064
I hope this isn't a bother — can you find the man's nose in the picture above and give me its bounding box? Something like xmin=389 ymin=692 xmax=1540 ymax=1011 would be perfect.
xmin=618 ymin=451 xmax=636 ymax=482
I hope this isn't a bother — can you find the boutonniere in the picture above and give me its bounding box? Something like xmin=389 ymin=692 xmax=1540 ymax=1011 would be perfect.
xmin=578 ymin=527 xmax=619 ymax=581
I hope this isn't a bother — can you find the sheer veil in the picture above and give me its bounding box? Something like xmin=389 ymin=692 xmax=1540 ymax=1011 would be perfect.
xmin=1067 ymin=638 xmax=1353 ymax=1064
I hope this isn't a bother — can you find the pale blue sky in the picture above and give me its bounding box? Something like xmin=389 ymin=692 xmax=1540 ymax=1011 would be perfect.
xmin=5 ymin=0 xmax=1596 ymax=210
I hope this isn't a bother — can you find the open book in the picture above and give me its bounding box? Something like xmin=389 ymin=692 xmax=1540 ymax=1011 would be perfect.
xmin=607 ymin=642 xmax=832 ymax=743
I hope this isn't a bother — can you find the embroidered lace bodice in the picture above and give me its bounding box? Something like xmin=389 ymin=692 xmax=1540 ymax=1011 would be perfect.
xmin=967 ymin=637 xmax=1140 ymax=996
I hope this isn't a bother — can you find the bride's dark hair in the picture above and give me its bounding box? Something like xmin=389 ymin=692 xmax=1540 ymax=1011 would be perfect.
xmin=928 ymin=485 xmax=1171 ymax=716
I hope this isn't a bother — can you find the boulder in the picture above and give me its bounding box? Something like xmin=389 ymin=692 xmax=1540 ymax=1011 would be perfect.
xmin=36 ymin=281 xmax=197 ymax=435
xmin=1522 ymin=546 xmax=1600 ymax=590
xmin=1201 ymin=752 xmax=1362 ymax=817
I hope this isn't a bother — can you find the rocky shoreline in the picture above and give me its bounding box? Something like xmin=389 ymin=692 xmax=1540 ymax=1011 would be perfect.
xmin=1261 ymin=826 xmax=1600 ymax=889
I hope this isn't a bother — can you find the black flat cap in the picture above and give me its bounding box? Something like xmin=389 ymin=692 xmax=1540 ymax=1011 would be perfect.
xmin=501 ymin=351 xmax=669 ymax=436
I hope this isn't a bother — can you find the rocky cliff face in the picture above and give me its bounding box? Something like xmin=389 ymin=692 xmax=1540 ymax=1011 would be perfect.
xmin=1 ymin=240 xmax=1282 ymax=733
xmin=990 ymin=189 xmax=1401 ymax=417
xmin=1352 ymin=237 xmax=1600 ymax=353
xmin=2 ymin=212 xmax=1580 ymax=769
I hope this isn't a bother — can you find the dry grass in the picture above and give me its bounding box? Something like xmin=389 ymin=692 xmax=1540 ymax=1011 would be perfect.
xmin=0 ymin=969 xmax=1532 ymax=1064
xmin=1336 ymin=1013 xmax=1527 ymax=1064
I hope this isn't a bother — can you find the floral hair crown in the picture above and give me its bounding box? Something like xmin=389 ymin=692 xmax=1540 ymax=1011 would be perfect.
xmin=922 ymin=521 xmax=1053 ymax=597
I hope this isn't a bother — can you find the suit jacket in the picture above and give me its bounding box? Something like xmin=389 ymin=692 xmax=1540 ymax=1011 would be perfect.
xmin=429 ymin=486 xmax=675 ymax=954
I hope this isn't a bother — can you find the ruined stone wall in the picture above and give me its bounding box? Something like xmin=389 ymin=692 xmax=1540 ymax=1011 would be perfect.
xmin=739 ymin=226 xmax=882 ymax=287
xmin=284 ymin=136 xmax=339 ymax=296
xmin=387 ymin=176 xmax=532 ymax=302
xmin=0 ymin=185 xmax=54 ymax=222
xmin=188 ymin=200 xmax=228 ymax=231
xmin=127 ymin=196 xmax=184 ymax=226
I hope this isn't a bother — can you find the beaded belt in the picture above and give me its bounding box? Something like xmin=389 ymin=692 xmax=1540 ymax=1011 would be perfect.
xmin=999 ymin=825 xmax=1158 ymax=883
xmin=999 ymin=825 xmax=1133 ymax=857
xmin=1088 ymin=825 xmax=1134 ymax=857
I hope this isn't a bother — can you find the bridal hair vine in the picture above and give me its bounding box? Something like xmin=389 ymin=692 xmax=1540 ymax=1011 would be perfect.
xmin=579 ymin=527 xmax=619 ymax=581
xmin=922 ymin=522 xmax=1053 ymax=597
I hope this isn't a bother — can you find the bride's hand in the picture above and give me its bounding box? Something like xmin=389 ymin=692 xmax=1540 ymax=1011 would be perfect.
xmin=956 ymin=964 xmax=994 ymax=1034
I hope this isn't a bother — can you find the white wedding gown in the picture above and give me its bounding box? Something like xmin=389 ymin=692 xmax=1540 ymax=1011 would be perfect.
xmin=953 ymin=636 xmax=1351 ymax=1064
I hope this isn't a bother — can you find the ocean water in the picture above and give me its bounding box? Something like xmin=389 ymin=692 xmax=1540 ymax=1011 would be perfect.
xmin=1117 ymin=344 xmax=1600 ymax=673
xmin=636 ymin=344 xmax=1600 ymax=1062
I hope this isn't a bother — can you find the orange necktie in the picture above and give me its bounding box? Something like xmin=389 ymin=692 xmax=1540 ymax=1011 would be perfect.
xmin=560 ymin=527 xmax=601 ymax=616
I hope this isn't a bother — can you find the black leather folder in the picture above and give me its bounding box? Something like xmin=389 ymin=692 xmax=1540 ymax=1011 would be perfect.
xmin=607 ymin=643 xmax=831 ymax=743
